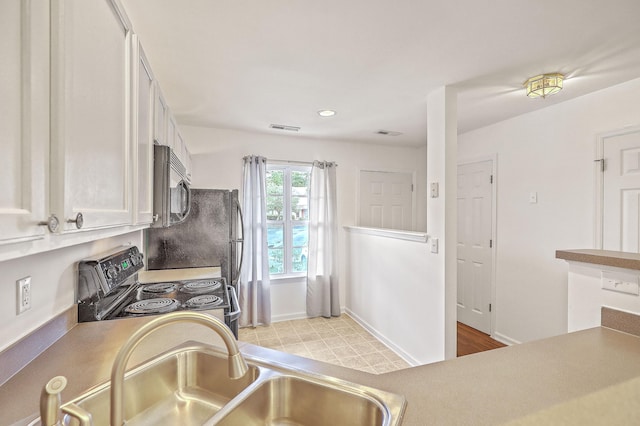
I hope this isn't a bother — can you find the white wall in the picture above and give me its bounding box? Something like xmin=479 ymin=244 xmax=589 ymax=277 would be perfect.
xmin=345 ymin=229 xmax=439 ymax=365
xmin=184 ymin=125 xmax=427 ymax=321
xmin=0 ymin=231 xmax=142 ymax=351
xmin=567 ymin=262 xmax=640 ymax=331
xmin=458 ymin=77 xmax=640 ymax=344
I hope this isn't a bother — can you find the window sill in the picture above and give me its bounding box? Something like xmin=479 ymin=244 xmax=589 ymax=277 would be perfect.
xmin=343 ymin=225 xmax=429 ymax=243
xmin=269 ymin=274 xmax=307 ymax=284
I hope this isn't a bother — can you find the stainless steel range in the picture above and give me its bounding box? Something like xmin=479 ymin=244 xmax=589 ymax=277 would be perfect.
xmin=76 ymin=246 xmax=240 ymax=337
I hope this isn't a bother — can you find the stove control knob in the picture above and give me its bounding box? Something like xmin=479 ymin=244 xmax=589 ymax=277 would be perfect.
xmin=131 ymin=254 xmax=141 ymax=266
xmin=106 ymin=266 xmax=118 ymax=279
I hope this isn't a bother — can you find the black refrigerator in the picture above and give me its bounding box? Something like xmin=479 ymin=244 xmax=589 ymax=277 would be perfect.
xmin=144 ymin=189 xmax=243 ymax=333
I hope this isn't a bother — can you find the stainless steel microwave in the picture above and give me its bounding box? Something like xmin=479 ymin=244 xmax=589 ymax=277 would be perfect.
xmin=151 ymin=144 xmax=191 ymax=227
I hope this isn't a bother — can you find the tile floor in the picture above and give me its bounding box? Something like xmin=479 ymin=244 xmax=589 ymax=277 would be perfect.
xmin=238 ymin=314 xmax=410 ymax=374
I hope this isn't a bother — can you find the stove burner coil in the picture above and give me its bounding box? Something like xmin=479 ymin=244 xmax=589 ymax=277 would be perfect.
xmin=180 ymin=279 xmax=222 ymax=294
xmin=124 ymin=298 xmax=180 ymax=315
xmin=139 ymin=282 xmax=178 ymax=299
xmin=183 ymin=295 xmax=223 ymax=310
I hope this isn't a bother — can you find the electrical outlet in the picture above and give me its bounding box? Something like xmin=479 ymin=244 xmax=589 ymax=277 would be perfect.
xmin=17 ymin=276 xmax=31 ymax=314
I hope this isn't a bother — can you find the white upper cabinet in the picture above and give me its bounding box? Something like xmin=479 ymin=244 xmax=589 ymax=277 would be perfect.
xmin=0 ymin=1 xmax=50 ymax=244
xmin=50 ymin=0 xmax=133 ymax=232
xmin=153 ymin=84 xmax=168 ymax=146
xmin=167 ymin=113 xmax=177 ymax=153
xmin=132 ymin=35 xmax=154 ymax=225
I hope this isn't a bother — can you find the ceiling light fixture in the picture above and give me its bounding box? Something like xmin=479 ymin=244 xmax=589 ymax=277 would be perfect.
xmin=524 ymin=73 xmax=564 ymax=98
xmin=318 ymin=109 xmax=336 ymax=117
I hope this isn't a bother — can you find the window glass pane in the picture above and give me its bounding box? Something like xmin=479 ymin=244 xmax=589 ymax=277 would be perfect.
xmin=266 ymin=195 xmax=284 ymax=220
xmin=292 ymin=224 xmax=308 ymax=247
xmin=266 ymin=170 xmax=284 ymax=195
xmin=291 ymin=171 xmax=309 ymax=221
xmin=269 ymin=249 xmax=284 ymax=274
xmin=292 ymin=247 xmax=308 ymax=273
xmin=266 ymin=170 xmax=284 ymax=220
xmin=267 ymin=225 xmax=283 ymax=248
xmin=267 ymin=224 xmax=284 ymax=274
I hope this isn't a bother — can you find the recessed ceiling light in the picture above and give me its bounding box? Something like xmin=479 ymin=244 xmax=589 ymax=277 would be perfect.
xmin=318 ymin=110 xmax=336 ymax=117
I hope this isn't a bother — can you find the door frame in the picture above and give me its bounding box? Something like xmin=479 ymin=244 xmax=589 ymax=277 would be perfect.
xmin=594 ymin=125 xmax=640 ymax=249
xmin=456 ymin=154 xmax=498 ymax=336
xmin=356 ymin=168 xmax=417 ymax=231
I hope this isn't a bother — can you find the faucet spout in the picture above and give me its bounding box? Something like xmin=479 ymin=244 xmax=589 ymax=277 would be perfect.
xmin=110 ymin=311 xmax=248 ymax=426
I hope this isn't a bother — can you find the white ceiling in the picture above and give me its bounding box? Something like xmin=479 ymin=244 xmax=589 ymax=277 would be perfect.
xmin=121 ymin=0 xmax=640 ymax=147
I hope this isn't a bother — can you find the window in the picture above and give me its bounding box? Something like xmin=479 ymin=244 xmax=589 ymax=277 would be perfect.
xmin=266 ymin=164 xmax=311 ymax=276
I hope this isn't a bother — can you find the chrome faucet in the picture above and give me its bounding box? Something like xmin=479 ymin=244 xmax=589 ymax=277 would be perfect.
xmin=109 ymin=311 xmax=248 ymax=426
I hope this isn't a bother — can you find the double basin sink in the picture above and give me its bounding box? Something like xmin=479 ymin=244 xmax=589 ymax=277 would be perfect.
xmin=54 ymin=339 xmax=406 ymax=425
xmin=39 ymin=312 xmax=405 ymax=425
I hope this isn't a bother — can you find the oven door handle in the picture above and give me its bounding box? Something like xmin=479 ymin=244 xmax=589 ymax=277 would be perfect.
xmin=225 ymin=285 xmax=241 ymax=321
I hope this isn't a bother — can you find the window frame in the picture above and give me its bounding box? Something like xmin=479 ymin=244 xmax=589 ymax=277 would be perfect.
xmin=266 ymin=163 xmax=311 ymax=278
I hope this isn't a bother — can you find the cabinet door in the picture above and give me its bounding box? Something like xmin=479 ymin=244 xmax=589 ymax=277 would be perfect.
xmin=167 ymin=114 xmax=177 ymax=152
xmin=133 ymin=36 xmax=154 ymax=225
xmin=184 ymin=146 xmax=193 ymax=182
xmin=175 ymin=130 xmax=186 ymax=166
xmin=51 ymin=0 xmax=133 ymax=232
xmin=153 ymin=84 xmax=168 ymax=145
xmin=0 ymin=1 xmax=49 ymax=244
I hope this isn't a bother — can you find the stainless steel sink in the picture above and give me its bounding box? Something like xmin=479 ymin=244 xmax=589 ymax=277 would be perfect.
xmin=57 ymin=344 xmax=405 ymax=426
xmin=62 ymin=347 xmax=260 ymax=426
xmin=39 ymin=313 xmax=404 ymax=425
xmin=213 ymin=374 xmax=392 ymax=426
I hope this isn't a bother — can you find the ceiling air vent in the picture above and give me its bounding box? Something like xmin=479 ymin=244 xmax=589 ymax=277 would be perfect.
xmin=376 ymin=130 xmax=403 ymax=136
xmin=270 ymin=124 xmax=300 ymax=132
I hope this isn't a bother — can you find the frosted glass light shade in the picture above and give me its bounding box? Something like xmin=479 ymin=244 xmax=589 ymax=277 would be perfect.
xmin=525 ymin=73 xmax=564 ymax=98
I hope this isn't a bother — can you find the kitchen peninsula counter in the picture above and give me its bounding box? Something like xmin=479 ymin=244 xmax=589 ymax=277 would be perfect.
xmin=556 ymin=248 xmax=640 ymax=270
xmin=3 ymin=318 xmax=640 ymax=425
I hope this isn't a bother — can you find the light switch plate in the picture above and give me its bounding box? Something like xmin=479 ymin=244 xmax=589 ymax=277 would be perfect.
xmin=430 ymin=182 xmax=439 ymax=198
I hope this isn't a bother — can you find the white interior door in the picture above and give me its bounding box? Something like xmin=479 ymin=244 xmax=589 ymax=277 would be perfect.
xmin=457 ymin=160 xmax=493 ymax=334
xmin=603 ymin=128 xmax=640 ymax=252
xmin=359 ymin=171 xmax=413 ymax=230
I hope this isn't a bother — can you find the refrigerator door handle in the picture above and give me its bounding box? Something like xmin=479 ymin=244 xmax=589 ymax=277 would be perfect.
xmin=225 ymin=285 xmax=241 ymax=321
xmin=234 ymin=197 xmax=244 ymax=284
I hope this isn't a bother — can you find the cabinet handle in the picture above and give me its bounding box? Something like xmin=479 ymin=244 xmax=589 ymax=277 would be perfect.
xmin=38 ymin=215 xmax=60 ymax=233
xmin=67 ymin=213 xmax=84 ymax=229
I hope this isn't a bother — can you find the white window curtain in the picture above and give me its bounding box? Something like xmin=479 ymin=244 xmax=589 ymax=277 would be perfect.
xmin=239 ymin=155 xmax=271 ymax=327
xmin=306 ymin=161 xmax=340 ymax=318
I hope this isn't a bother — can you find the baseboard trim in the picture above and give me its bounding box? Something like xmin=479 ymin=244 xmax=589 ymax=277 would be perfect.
xmin=0 ymin=306 xmax=77 ymax=386
xmin=271 ymin=311 xmax=308 ymax=323
xmin=345 ymin=308 xmax=421 ymax=367
xmin=270 ymin=306 xmax=348 ymax=324
xmin=492 ymin=331 xmax=520 ymax=346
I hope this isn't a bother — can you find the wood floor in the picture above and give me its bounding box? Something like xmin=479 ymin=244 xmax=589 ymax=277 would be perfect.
xmin=457 ymin=322 xmax=506 ymax=357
